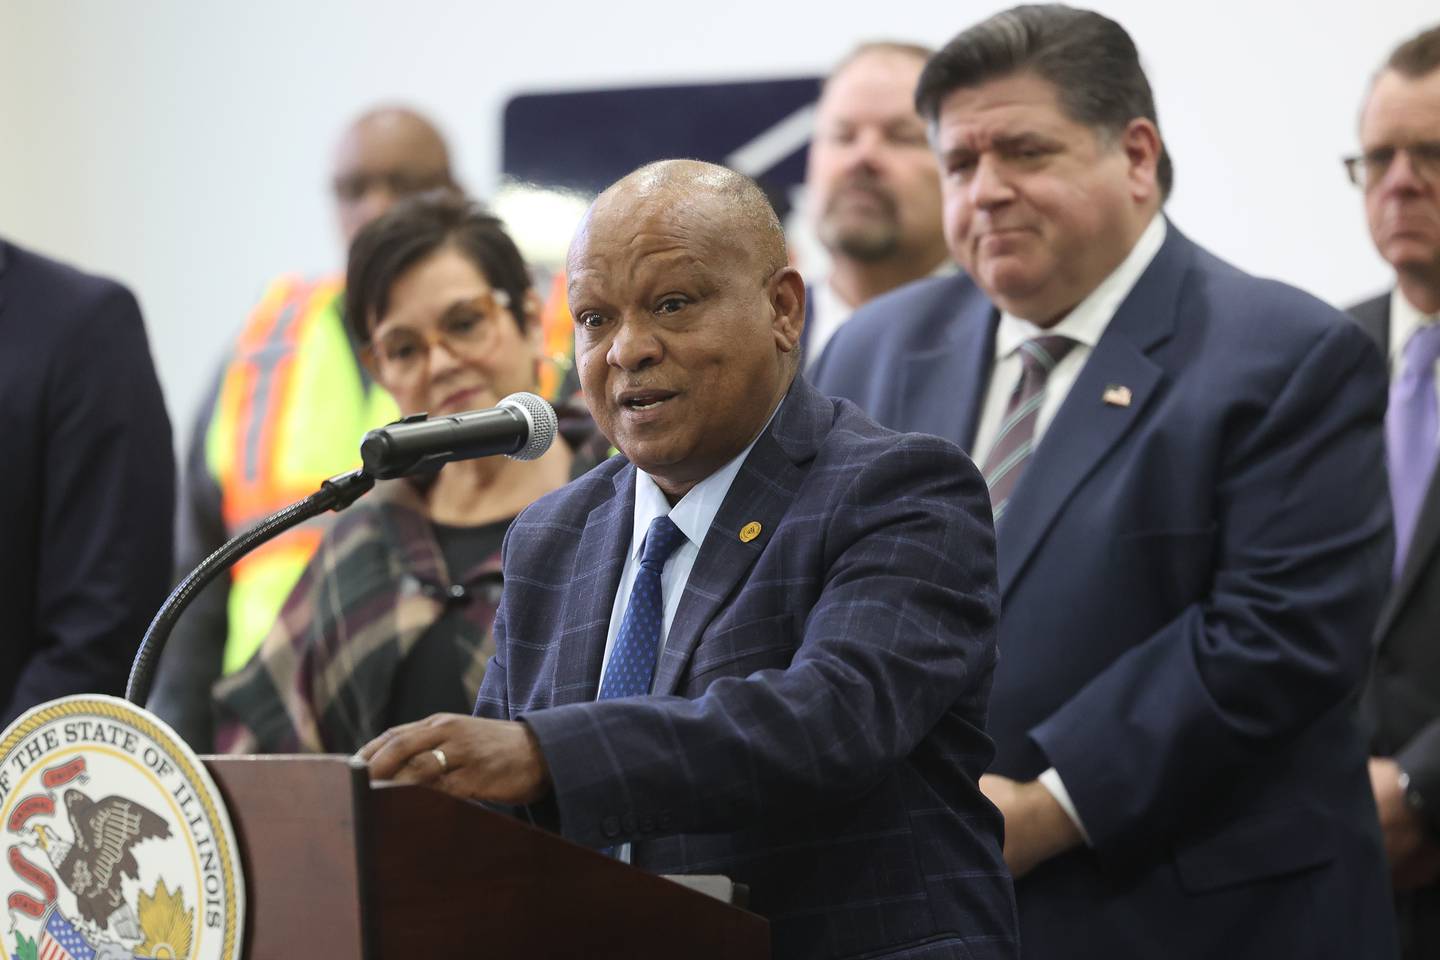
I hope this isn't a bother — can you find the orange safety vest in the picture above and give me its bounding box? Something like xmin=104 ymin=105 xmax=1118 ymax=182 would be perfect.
xmin=538 ymin=271 xmax=577 ymax=401
xmin=206 ymin=275 xmax=398 ymax=674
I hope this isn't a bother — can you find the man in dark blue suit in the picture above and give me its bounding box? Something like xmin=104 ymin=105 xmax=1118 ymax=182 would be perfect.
xmin=363 ymin=160 xmax=1017 ymax=959
xmin=812 ymin=6 xmax=1397 ymax=958
xmin=0 ymin=238 xmax=174 ymax=724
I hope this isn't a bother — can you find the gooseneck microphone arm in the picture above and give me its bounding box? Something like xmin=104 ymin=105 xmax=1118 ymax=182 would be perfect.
xmin=125 ymin=392 xmax=558 ymax=709
xmin=124 ymin=468 xmax=375 ymax=706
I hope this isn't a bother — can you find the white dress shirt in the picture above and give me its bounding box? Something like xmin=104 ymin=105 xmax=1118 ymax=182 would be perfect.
xmin=1388 ymin=288 xmax=1440 ymax=411
xmin=971 ymin=214 xmax=1167 ymax=843
xmin=971 ymin=215 xmax=1167 ymax=466
xmin=804 ymin=279 xmax=854 ymax=372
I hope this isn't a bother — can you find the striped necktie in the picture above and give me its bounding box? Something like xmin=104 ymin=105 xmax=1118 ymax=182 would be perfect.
xmin=980 ymin=335 xmax=1078 ymax=521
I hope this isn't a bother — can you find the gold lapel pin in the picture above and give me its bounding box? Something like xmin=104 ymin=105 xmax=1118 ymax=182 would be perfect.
xmin=1102 ymin=384 xmax=1133 ymax=408
xmin=739 ymin=521 xmax=762 ymax=543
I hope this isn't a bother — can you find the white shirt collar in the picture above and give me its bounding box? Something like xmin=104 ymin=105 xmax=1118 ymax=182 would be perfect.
xmin=629 ymin=401 xmax=782 ymax=559
xmin=995 ymin=214 xmax=1167 ymax=359
xmin=813 ymin=277 xmax=850 ymax=324
xmin=804 ymin=279 xmax=852 ymax=365
xmin=1389 ymin=287 xmax=1440 ymax=368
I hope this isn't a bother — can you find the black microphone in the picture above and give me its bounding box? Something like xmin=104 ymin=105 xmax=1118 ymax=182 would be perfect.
xmin=360 ymin=391 xmax=558 ymax=479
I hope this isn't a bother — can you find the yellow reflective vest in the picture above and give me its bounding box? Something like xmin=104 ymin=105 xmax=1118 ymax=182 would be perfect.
xmin=205 ymin=275 xmax=398 ymax=674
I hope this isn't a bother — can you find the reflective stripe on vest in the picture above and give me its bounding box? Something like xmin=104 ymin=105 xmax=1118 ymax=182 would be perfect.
xmin=206 ymin=275 xmax=399 ymax=675
xmin=538 ymin=271 xmax=575 ymax=401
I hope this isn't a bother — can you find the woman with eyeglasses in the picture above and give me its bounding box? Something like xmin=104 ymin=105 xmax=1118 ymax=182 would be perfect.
xmin=213 ymin=192 xmax=605 ymax=753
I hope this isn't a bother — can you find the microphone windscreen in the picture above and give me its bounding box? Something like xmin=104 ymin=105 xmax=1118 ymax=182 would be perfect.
xmin=499 ymin=392 xmax=558 ymax=461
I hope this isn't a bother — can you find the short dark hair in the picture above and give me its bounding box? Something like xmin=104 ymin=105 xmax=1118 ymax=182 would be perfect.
xmin=1386 ymin=23 xmax=1440 ymax=78
xmin=915 ymin=4 xmax=1173 ymax=199
xmin=345 ymin=192 xmax=531 ymax=344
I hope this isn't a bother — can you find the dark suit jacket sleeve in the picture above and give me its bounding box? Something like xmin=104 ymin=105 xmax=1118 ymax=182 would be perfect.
xmin=5 ymin=283 xmax=175 ymax=721
xmin=474 ymin=516 xmax=520 ymax=722
xmin=1030 ymin=319 xmax=1391 ymax=858
xmin=476 ymin=531 xmax=562 ymax=829
xmin=515 ymin=435 xmax=999 ymax=849
xmin=475 ymin=604 xmax=511 ymax=721
xmin=147 ymin=369 xmax=229 ymax=750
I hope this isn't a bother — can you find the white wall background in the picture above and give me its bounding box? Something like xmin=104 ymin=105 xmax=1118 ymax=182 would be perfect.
xmin=1 ymin=0 xmax=1436 ymax=440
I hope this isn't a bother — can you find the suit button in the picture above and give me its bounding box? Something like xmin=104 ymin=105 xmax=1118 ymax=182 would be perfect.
xmin=658 ymin=811 xmax=674 ymax=831
xmin=621 ymin=813 xmax=638 ymax=834
xmin=601 ymin=816 xmax=620 ymax=838
xmin=640 ymin=815 xmax=655 ymax=833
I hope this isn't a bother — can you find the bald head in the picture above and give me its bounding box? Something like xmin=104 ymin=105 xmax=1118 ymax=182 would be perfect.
xmin=574 ymin=160 xmax=788 ymax=281
xmin=332 ymin=106 xmax=458 ymax=246
xmin=566 ymin=160 xmax=806 ymax=502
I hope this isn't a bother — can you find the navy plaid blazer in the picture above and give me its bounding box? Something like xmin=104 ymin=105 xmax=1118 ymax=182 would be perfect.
xmin=476 ymin=377 xmax=1018 ymax=960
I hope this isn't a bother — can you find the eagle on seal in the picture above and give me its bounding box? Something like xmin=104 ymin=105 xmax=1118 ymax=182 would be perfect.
xmin=31 ymin=788 xmax=171 ymax=940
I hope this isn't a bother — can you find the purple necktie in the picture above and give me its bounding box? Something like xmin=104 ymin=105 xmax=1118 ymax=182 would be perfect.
xmin=1388 ymin=322 xmax=1440 ymax=580
xmin=980 ymin=335 xmax=1079 ymax=521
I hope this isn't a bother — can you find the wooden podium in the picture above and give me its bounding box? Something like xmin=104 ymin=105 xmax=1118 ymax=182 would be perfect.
xmin=203 ymin=756 xmax=770 ymax=959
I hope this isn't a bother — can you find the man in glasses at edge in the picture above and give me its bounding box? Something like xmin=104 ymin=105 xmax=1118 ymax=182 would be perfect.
xmin=1349 ymin=22 xmax=1440 ymax=960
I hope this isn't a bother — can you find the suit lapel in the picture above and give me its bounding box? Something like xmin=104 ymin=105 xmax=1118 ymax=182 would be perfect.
xmin=1377 ymin=453 xmax=1440 ymax=643
xmin=550 ymin=466 xmax=634 ymax=705
xmin=996 ymin=227 xmax=1187 ymax=596
xmin=650 ymin=381 xmax=817 ymax=696
xmin=997 ymin=340 xmax=1164 ymax=594
xmin=1348 ymin=292 xmax=1390 ymax=354
xmin=900 ymin=284 xmax=995 ymax=452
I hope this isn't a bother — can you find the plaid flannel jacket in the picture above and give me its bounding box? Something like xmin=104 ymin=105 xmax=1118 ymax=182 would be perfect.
xmin=213 ymin=415 xmax=610 ymax=754
xmin=212 ymin=477 xmax=502 ymax=753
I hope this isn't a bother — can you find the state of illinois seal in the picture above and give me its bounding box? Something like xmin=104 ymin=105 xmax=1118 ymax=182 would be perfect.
xmin=0 ymin=696 xmax=243 ymax=960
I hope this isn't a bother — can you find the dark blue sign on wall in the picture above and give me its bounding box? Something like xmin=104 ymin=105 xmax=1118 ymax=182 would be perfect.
xmin=502 ymin=75 xmax=823 ymax=215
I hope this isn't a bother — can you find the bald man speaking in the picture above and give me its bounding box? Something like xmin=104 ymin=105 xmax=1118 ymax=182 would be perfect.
xmin=361 ymin=161 xmax=1016 ymax=960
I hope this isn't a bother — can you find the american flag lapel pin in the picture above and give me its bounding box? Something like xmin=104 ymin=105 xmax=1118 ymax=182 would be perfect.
xmin=1102 ymin=384 xmax=1133 ymax=408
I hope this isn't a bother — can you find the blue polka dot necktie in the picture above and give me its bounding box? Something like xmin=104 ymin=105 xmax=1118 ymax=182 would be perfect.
xmin=598 ymin=515 xmax=688 ymax=700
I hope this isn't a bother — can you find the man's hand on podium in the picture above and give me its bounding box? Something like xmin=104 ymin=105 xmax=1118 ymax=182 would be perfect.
xmin=358 ymin=714 xmax=552 ymax=805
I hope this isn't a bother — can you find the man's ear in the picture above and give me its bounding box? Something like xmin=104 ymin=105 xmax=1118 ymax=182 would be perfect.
xmin=1121 ymin=117 xmax=1163 ymax=205
xmin=769 ymin=266 xmax=806 ymax=355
